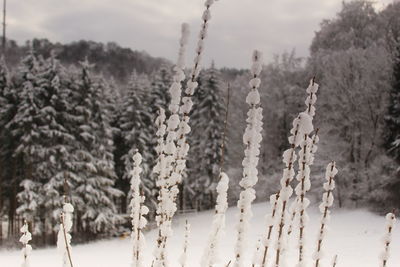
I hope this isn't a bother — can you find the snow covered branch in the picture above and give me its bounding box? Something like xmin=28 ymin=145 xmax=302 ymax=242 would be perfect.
xmin=379 ymin=212 xmax=396 ymax=267
xmin=332 ymin=255 xmax=338 ymax=267
xmin=272 ymin=79 xmax=317 ymax=267
xmin=153 ymin=1 xmax=219 ymax=264
xmin=20 ymin=221 xmax=32 ymax=267
xmin=173 ymin=0 xmax=220 ymax=184
xmin=313 ymin=161 xmax=338 ymax=267
xmin=233 ymin=50 xmax=263 ymax=267
xmin=201 ymin=172 xmax=230 ymax=267
xmin=256 ymin=193 xmax=280 ymax=267
xmin=130 ymin=151 xmax=149 ymax=267
xmin=292 ymin=83 xmax=320 ymax=266
xmin=153 ymin=108 xmax=171 ymax=267
xmin=57 ymin=202 xmax=74 ymax=267
xmin=180 ymin=220 xmax=191 ymax=267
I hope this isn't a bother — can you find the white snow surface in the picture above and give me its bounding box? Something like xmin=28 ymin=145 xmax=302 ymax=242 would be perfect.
xmin=2 ymin=202 xmax=400 ymax=267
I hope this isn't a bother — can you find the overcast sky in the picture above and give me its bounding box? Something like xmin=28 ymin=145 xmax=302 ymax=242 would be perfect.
xmin=6 ymin=0 xmax=393 ymax=68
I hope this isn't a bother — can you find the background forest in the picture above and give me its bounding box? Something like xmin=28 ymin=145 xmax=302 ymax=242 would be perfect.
xmin=1 ymin=0 xmax=400 ymax=246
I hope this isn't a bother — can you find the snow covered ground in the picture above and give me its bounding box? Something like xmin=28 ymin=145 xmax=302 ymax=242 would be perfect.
xmin=1 ymin=202 xmax=399 ymax=267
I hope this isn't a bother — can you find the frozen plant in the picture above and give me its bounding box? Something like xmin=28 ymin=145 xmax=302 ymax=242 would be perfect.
xmin=20 ymin=221 xmax=32 ymax=267
xmin=153 ymin=0 xmax=220 ymax=265
xmin=153 ymin=108 xmax=171 ymax=267
xmin=292 ymin=80 xmax=319 ymax=266
xmin=233 ymin=50 xmax=263 ymax=267
xmin=173 ymin=0 xmax=220 ymax=189
xmin=332 ymin=255 xmax=338 ymax=267
xmin=287 ymin=130 xmax=319 ymax=236
xmin=180 ymin=220 xmax=191 ymax=267
xmin=313 ymin=161 xmax=338 ymax=267
xmin=379 ymin=212 xmax=396 ymax=267
xmin=272 ymin=80 xmax=316 ymax=267
xmin=201 ymin=172 xmax=230 ymax=267
xmin=130 ymin=150 xmax=149 ymax=267
xmin=57 ymin=201 xmax=74 ymax=267
xmin=257 ymin=193 xmax=280 ymax=267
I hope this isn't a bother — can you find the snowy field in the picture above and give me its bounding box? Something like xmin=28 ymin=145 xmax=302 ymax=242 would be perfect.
xmin=1 ymin=202 xmax=399 ymax=267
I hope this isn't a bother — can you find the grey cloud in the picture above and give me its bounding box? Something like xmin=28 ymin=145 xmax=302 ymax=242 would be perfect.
xmin=6 ymin=0 xmax=362 ymax=67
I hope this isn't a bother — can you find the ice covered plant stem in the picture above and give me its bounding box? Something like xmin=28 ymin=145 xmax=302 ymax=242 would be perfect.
xmin=130 ymin=150 xmax=149 ymax=267
xmin=180 ymin=220 xmax=190 ymax=267
xmin=201 ymin=172 xmax=230 ymax=267
xmin=174 ymin=0 xmax=219 ymax=184
xmin=287 ymin=79 xmax=319 ymax=238
xmin=257 ymin=193 xmax=280 ymax=267
xmin=287 ymin=129 xmax=319 ymax=236
xmin=20 ymin=220 xmax=32 ymax=267
xmin=57 ymin=201 xmax=74 ymax=267
xmin=313 ymin=161 xmax=338 ymax=267
xmin=332 ymin=255 xmax=338 ymax=267
xmin=233 ymin=50 xmax=263 ymax=267
xmin=165 ymin=22 xmax=190 ymax=181
xmin=153 ymin=108 xmax=169 ymax=267
xmin=380 ymin=212 xmax=396 ymax=267
xmin=273 ymin=80 xmax=316 ymax=267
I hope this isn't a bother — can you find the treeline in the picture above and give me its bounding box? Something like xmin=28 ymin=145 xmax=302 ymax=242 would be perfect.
xmin=224 ymin=1 xmax=400 ymax=209
xmin=2 ymin=38 xmax=169 ymax=83
xmin=0 ymin=46 xmax=226 ymax=246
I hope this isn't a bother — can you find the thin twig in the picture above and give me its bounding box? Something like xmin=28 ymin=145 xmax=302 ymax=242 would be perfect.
xmin=219 ymin=82 xmax=231 ymax=173
xmin=61 ymin=213 xmax=74 ymax=267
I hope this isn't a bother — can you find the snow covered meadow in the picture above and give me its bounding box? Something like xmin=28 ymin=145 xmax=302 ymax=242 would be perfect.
xmin=2 ymin=203 xmax=400 ymax=267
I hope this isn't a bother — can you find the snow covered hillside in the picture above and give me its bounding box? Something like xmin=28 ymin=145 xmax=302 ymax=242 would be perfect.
xmin=1 ymin=202 xmax=399 ymax=267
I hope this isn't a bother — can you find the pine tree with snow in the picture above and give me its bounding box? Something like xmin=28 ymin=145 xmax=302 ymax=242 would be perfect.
xmin=119 ymin=71 xmax=155 ymax=211
xmin=20 ymin=221 xmax=32 ymax=267
xmin=12 ymin=50 xmax=45 ymax=228
xmin=234 ymin=50 xmax=264 ymax=267
xmin=0 ymin=57 xmax=18 ymax=240
xmin=149 ymin=66 xmax=173 ymax=116
xmin=70 ymin=60 xmax=122 ymax=236
xmin=188 ymin=64 xmax=226 ymax=210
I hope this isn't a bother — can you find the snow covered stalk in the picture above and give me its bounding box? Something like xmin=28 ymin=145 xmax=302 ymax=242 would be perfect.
xmin=180 ymin=220 xmax=191 ymax=267
xmin=57 ymin=201 xmax=75 ymax=267
xmin=173 ymin=0 xmax=219 ymax=185
xmin=233 ymin=50 xmax=263 ymax=267
xmin=20 ymin=221 xmax=32 ymax=267
xmin=153 ymin=108 xmax=171 ymax=267
xmin=257 ymin=193 xmax=280 ymax=267
xmin=291 ymin=79 xmax=319 ymax=266
xmin=331 ymin=255 xmax=338 ymax=267
xmin=313 ymin=161 xmax=338 ymax=267
xmin=130 ymin=151 xmax=149 ymax=267
xmin=252 ymin=239 xmax=262 ymax=267
xmin=201 ymin=172 xmax=230 ymax=267
xmin=153 ymin=23 xmax=190 ymax=267
xmin=379 ymin=212 xmax=396 ymax=267
xmin=272 ymin=80 xmax=316 ymax=267
xmin=165 ymin=22 xmax=190 ymax=181
xmin=287 ymin=129 xmax=319 ymax=236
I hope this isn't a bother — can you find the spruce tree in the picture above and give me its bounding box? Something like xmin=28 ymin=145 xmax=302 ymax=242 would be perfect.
xmin=13 ymin=52 xmax=76 ymax=238
xmin=188 ymin=64 xmax=226 ymax=210
xmin=119 ymin=71 xmax=155 ymax=211
xmin=70 ymin=60 xmax=122 ymax=236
